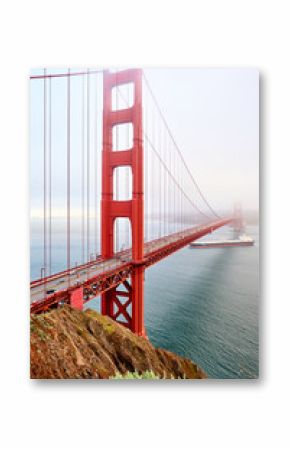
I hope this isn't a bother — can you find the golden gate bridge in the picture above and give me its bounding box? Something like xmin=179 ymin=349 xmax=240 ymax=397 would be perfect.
xmin=30 ymin=68 xmax=234 ymax=337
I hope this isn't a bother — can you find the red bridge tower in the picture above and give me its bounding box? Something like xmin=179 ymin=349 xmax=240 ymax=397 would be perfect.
xmin=101 ymin=69 xmax=145 ymax=336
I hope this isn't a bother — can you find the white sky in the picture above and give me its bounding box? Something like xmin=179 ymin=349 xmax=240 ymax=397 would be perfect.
xmin=144 ymin=68 xmax=259 ymax=212
xmin=30 ymin=68 xmax=259 ymax=217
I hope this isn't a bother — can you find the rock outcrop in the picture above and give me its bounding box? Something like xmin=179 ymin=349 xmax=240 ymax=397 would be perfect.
xmin=30 ymin=306 xmax=206 ymax=379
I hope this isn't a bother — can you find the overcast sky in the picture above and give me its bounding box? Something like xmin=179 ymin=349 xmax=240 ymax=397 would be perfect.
xmin=30 ymin=68 xmax=259 ymax=218
xmin=144 ymin=68 xmax=259 ymax=212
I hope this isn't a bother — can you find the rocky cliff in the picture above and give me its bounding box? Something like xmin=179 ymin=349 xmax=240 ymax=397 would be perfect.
xmin=30 ymin=306 xmax=206 ymax=379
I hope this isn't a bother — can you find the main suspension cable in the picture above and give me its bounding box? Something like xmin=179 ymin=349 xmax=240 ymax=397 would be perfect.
xmin=145 ymin=135 xmax=210 ymax=220
xmin=117 ymin=80 xmax=211 ymax=232
xmin=143 ymin=72 xmax=220 ymax=219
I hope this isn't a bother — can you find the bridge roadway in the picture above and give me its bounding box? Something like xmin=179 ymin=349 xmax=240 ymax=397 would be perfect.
xmin=30 ymin=218 xmax=232 ymax=311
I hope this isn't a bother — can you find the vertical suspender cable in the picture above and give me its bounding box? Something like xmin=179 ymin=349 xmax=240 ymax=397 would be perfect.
xmin=151 ymin=105 xmax=154 ymax=239
xmin=145 ymin=82 xmax=149 ymax=242
xmin=177 ymin=155 xmax=179 ymax=232
xmin=126 ymin=83 xmax=130 ymax=249
xmin=158 ymin=107 xmax=161 ymax=238
xmin=173 ymin=146 xmax=176 ymax=232
xmin=159 ymin=118 xmax=162 ymax=238
xmin=94 ymin=73 xmax=98 ymax=258
xmin=181 ymin=162 xmax=183 ymax=230
xmin=87 ymin=68 xmax=90 ymax=263
xmin=170 ymin=142 xmax=173 ymax=233
xmin=48 ymin=76 xmax=52 ymax=275
xmin=167 ymin=136 xmax=169 ymax=233
xmin=165 ymin=133 xmax=168 ymax=235
xmin=143 ymin=74 xmax=219 ymax=220
xmin=171 ymin=142 xmax=174 ymax=233
xmin=176 ymin=151 xmax=178 ymax=232
xmin=81 ymin=75 xmax=85 ymax=264
xmin=172 ymin=147 xmax=174 ymax=232
xmin=43 ymin=68 xmax=47 ymax=279
xmin=115 ymin=72 xmax=119 ymax=253
xmin=173 ymin=145 xmax=176 ymax=232
xmin=147 ymin=93 xmax=150 ymax=241
xmin=67 ymin=68 xmax=71 ymax=278
xmin=162 ymin=125 xmax=165 ymax=237
xmin=169 ymin=139 xmax=172 ymax=232
xmin=179 ymin=158 xmax=181 ymax=231
xmin=169 ymin=140 xmax=172 ymax=234
xmin=163 ymin=126 xmax=165 ymax=237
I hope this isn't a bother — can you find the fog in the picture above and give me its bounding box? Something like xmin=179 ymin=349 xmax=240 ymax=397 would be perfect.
xmin=30 ymin=68 xmax=259 ymax=219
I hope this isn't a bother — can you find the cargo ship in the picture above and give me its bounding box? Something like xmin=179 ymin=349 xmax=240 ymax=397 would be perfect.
xmin=189 ymin=235 xmax=254 ymax=249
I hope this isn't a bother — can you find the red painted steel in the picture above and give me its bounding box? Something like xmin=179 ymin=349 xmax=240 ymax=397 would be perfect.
xmin=101 ymin=69 xmax=145 ymax=336
xmin=30 ymin=263 xmax=133 ymax=314
xmin=143 ymin=219 xmax=232 ymax=268
xmin=69 ymin=287 xmax=83 ymax=310
xmin=30 ymin=219 xmax=232 ymax=316
xmin=30 ymin=256 xmax=103 ymax=288
xmin=30 ymin=69 xmax=234 ymax=337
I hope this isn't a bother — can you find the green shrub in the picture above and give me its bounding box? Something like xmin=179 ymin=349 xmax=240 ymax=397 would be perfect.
xmin=110 ymin=370 xmax=160 ymax=380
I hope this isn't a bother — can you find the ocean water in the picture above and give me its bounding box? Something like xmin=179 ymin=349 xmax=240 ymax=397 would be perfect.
xmin=30 ymin=224 xmax=259 ymax=379
xmin=144 ymin=225 xmax=259 ymax=379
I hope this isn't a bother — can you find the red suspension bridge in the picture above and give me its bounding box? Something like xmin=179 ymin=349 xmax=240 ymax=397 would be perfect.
xmin=30 ymin=68 xmax=234 ymax=337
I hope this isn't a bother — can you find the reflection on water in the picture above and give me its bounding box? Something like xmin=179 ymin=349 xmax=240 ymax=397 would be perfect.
xmin=30 ymin=224 xmax=259 ymax=379
xmin=145 ymin=225 xmax=259 ymax=379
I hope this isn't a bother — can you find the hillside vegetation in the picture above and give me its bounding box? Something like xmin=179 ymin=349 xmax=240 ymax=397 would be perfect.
xmin=30 ymin=306 xmax=206 ymax=380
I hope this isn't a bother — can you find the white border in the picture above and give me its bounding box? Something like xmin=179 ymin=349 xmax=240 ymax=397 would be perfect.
xmin=0 ymin=1 xmax=288 ymax=448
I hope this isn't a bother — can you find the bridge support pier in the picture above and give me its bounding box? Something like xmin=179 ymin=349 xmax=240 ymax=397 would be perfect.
xmin=101 ymin=290 xmax=114 ymax=317
xmin=69 ymin=287 xmax=83 ymax=311
xmin=131 ymin=266 xmax=145 ymax=337
xmin=101 ymin=271 xmax=145 ymax=336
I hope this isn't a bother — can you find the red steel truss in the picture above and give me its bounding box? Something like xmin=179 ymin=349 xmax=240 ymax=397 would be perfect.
xmin=30 ymin=68 xmax=233 ymax=336
xmin=101 ymin=69 xmax=145 ymax=336
xmin=30 ymin=219 xmax=232 ymax=319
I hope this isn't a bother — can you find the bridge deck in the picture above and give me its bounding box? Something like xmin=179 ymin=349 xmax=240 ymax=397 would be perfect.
xmin=30 ymin=218 xmax=231 ymax=311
